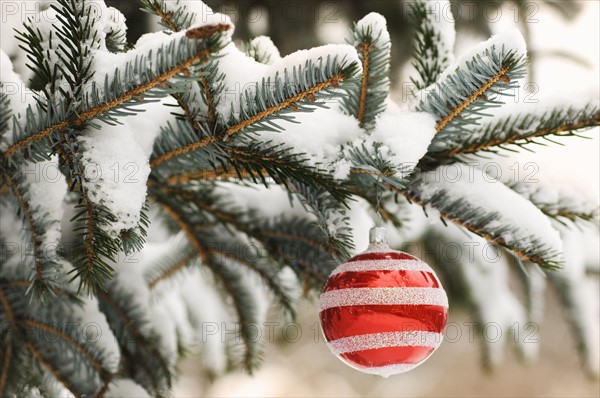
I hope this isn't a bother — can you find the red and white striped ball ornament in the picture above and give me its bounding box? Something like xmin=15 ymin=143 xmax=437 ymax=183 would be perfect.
xmin=319 ymin=227 xmax=448 ymax=377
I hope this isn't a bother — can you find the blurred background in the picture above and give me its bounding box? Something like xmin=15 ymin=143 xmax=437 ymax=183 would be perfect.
xmin=101 ymin=0 xmax=599 ymax=396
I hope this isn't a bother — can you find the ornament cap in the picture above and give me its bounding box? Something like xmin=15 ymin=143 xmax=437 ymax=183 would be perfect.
xmin=368 ymin=227 xmax=389 ymax=249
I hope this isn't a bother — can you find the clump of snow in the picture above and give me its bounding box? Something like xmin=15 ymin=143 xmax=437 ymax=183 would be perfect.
xmin=104 ymin=5 xmax=128 ymax=52
xmin=128 ymin=97 xmax=178 ymax=158
xmin=72 ymin=297 xmax=121 ymax=373
xmin=213 ymin=183 xmax=307 ymax=219
xmin=255 ymin=105 xmax=364 ymax=175
xmin=355 ymin=12 xmax=390 ymax=45
xmin=77 ymin=124 xmax=151 ymax=238
xmin=247 ymin=36 xmax=282 ymax=65
xmin=450 ymin=28 xmax=526 ymax=80
xmin=23 ymin=157 xmax=67 ymax=245
xmin=104 ymin=379 xmax=150 ymax=398
xmin=0 ymin=50 xmax=32 ymax=127
xmin=178 ymin=269 xmax=230 ymax=374
xmin=371 ymin=110 xmax=437 ymax=169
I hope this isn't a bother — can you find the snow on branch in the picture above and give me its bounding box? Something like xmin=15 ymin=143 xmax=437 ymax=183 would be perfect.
xmin=405 ymin=163 xmax=564 ymax=269
xmin=224 ymin=47 xmax=360 ymax=139
xmin=3 ymin=24 xmax=229 ymax=161
xmin=509 ymin=181 xmax=599 ymax=227
xmin=341 ymin=12 xmax=391 ymax=129
xmin=2 ymin=159 xmax=66 ymax=297
xmin=444 ymin=103 xmax=600 ymax=159
xmin=418 ymin=29 xmax=528 ymax=153
xmin=409 ymin=0 xmax=456 ymax=90
xmin=243 ymin=36 xmax=282 ymax=65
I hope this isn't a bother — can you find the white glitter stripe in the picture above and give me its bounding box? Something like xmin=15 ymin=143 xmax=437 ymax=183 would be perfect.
xmin=319 ymin=287 xmax=448 ymax=311
xmin=354 ymin=363 xmax=421 ymax=378
xmin=327 ymin=331 xmax=443 ymax=355
xmin=331 ymin=259 xmax=432 ymax=275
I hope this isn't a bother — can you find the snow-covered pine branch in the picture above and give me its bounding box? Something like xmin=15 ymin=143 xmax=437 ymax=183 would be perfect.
xmin=340 ymin=12 xmax=391 ymax=129
xmin=409 ymin=0 xmax=456 ymax=90
xmin=1 ymin=0 xmax=599 ymax=394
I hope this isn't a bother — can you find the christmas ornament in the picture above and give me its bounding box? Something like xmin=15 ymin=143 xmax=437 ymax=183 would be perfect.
xmin=319 ymin=227 xmax=448 ymax=377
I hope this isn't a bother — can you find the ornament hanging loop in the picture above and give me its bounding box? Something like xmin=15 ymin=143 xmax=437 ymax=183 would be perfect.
xmin=374 ymin=174 xmax=384 ymax=227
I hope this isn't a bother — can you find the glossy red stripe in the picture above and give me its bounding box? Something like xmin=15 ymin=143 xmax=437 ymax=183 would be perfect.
xmin=323 ymin=270 xmax=440 ymax=292
xmin=320 ymin=305 xmax=448 ymax=341
xmin=340 ymin=346 xmax=435 ymax=367
xmin=347 ymin=251 xmax=416 ymax=262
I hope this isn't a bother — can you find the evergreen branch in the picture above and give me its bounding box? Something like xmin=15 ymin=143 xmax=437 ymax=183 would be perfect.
xmin=225 ymin=72 xmax=347 ymax=139
xmin=419 ymin=47 xmax=527 ymax=153
xmin=147 ymin=251 xmax=197 ymax=290
xmin=409 ymin=0 xmax=455 ymax=90
xmin=3 ymin=172 xmax=45 ymax=289
xmin=283 ymin=180 xmax=354 ymax=261
xmin=153 ymin=3 xmax=178 ymax=32
xmin=223 ymin=55 xmax=359 ymax=140
xmin=4 ymin=35 xmax=219 ymax=160
xmin=159 ymin=202 xmax=207 ymax=261
xmin=142 ymin=1 xmax=226 ymax=130
xmin=203 ymin=256 xmax=263 ymax=371
xmin=3 ymin=280 xmax=80 ymax=302
xmin=547 ymin=272 xmax=599 ymax=377
xmin=1 ymin=167 xmax=61 ymax=296
xmin=0 ymin=92 xmax=10 ymax=138
xmin=341 ymin=13 xmax=391 ymax=128
xmin=344 ymin=140 xmax=413 ymax=191
xmin=154 ymin=194 xmax=266 ymax=369
xmin=398 ymin=179 xmax=562 ymax=269
xmin=200 ymin=73 xmax=219 ymax=130
xmin=357 ymin=45 xmax=370 ymax=124
xmin=150 ymin=136 xmax=218 ymax=169
xmin=51 ymin=0 xmax=101 ymax=103
xmin=152 ymin=191 xmax=297 ymax=314
xmin=63 ymin=140 xmax=119 ymax=293
xmin=436 ymin=66 xmax=509 ymax=132
xmin=97 ymin=289 xmax=171 ymax=396
xmin=0 ymin=282 xmax=111 ymax=396
xmin=93 ymin=381 xmax=112 ymax=398
xmin=0 ymin=341 xmax=11 ymax=395
xmin=13 ymin=22 xmax=57 ymax=94
xmin=226 ymin=143 xmax=352 ymax=202
xmin=446 ymin=105 xmax=600 ymax=158
xmin=25 ymin=342 xmax=80 ymax=397
xmin=250 ymin=217 xmax=341 ymax=285
xmin=204 ymin=241 xmax=296 ymax=318
xmin=104 ymin=15 xmax=127 ymax=53
xmin=166 ymin=167 xmax=255 ymax=184
xmin=242 ymin=37 xmax=281 ymax=65
xmin=141 ymin=0 xmax=196 ymax=31
xmin=19 ymin=319 xmax=105 ymax=374
xmin=509 ymin=181 xmax=599 ymax=227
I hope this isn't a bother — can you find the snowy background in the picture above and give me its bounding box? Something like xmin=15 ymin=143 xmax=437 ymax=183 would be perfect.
xmin=169 ymin=2 xmax=600 ymax=397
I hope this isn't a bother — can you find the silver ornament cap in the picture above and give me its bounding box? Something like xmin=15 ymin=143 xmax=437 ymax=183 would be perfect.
xmin=368 ymin=226 xmax=389 ymax=250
